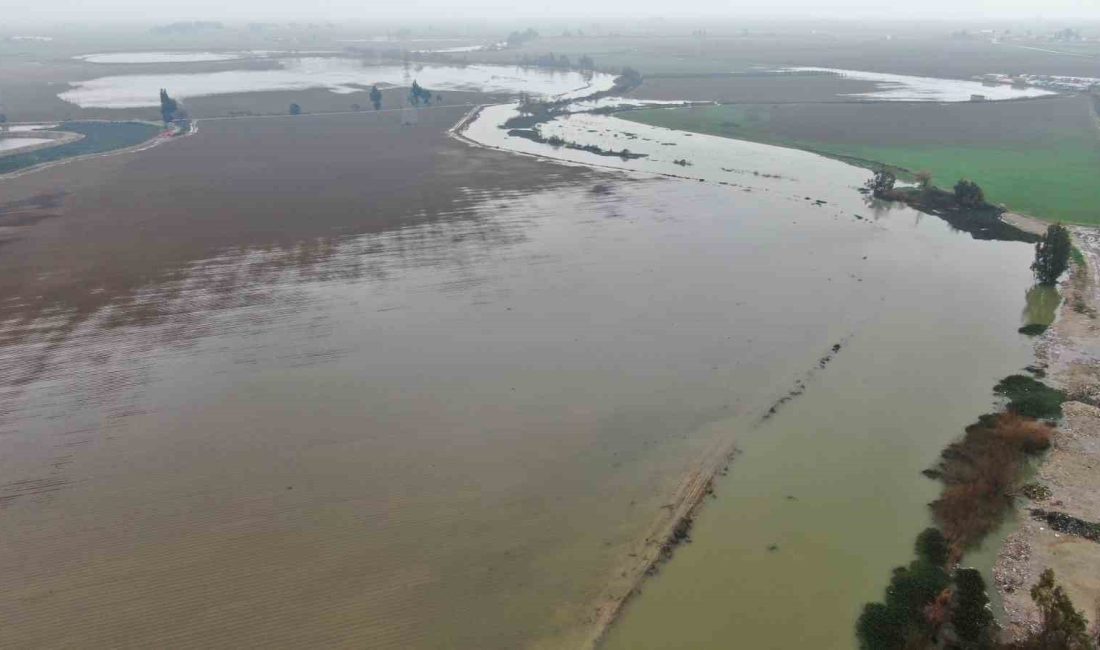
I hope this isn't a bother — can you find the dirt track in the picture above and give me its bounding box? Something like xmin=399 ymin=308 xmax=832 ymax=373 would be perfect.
xmin=994 ymin=223 xmax=1100 ymax=637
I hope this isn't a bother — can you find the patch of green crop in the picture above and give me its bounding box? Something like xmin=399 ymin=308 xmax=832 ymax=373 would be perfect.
xmin=621 ymin=106 xmax=1100 ymax=225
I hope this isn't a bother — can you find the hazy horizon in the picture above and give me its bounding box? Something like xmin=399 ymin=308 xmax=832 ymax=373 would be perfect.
xmin=2 ymin=0 xmax=1099 ymax=27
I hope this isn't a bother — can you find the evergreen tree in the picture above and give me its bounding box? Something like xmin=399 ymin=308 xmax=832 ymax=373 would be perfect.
xmin=1033 ymin=223 xmax=1072 ymax=286
xmin=915 ymin=528 xmax=950 ymax=567
xmin=159 ymin=88 xmax=179 ymax=124
xmin=952 ymin=568 xmax=995 ymax=649
xmin=1028 ymin=569 xmax=1092 ymax=649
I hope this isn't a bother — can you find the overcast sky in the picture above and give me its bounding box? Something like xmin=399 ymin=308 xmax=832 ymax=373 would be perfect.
xmin=5 ymin=0 xmax=1099 ymax=24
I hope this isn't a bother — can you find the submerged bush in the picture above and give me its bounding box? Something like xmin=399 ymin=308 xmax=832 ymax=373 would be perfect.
xmin=856 ymin=530 xmax=951 ymax=650
xmin=931 ymin=413 xmax=1053 ymax=550
xmin=1018 ymin=323 xmax=1049 ymax=336
xmin=994 ymin=375 xmax=1066 ymax=419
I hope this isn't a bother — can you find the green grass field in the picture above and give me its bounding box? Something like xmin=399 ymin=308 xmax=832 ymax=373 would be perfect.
xmin=621 ymin=100 xmax=1100 ymax=225
xmin=0 ymin=121 xmax=161 ymax=175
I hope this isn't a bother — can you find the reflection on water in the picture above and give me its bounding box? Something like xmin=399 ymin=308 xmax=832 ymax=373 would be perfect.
xmin=784 ymin=67 xmax=1056 ymax=102
xmin=59 ymin=59 xmax=616 ymax=108
xmin=0 ymin=137 xmax=53 ymax=153
xmin=76 ymin=51 xmax=256 ymax=64
xmin=1023 ymin=284 xmax=1061 ymax=327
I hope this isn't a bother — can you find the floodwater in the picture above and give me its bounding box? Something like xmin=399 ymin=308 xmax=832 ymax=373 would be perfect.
xmin=467 ymin=103 xmax=1037 ymax=647
xmin=785 ymin=67 xmax=1055 ymax=101
xmin=0 ymin=137 xmax=53 ymax=153
xmin=5 ymin=124 xmax=57 ymax=133
xmin=76 ymin=51 xmax=255 ymax=64
xmin=58 ymin=59 xmax=616 ymax=108
xmin=2 ymin=80 xmax=1039 ymax=648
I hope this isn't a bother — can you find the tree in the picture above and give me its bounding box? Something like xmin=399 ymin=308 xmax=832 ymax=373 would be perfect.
xmin=856 ymin=558 xmax=950 ymax=649
xmin=1032 ymin=223 xmax=1072 ymax=286
xmin=408 ymin=81 xmax=432 ymax=106
xmin=1025 ymin=569 xmax=1092 ymax=649
xmin=159 ymin=88 xmax=179 ymax=124
xmin=915 ymin=528 xmax=950 ymax=567
xmin=866 ymin=170 xmax=896 ymax=197
xmin=954 ymin=179 xmax=985 ymax=208
xmin=952 ymin=568 xmax=995 ymax=649
xmin=915 ymin=170 xmax=933 ymax=191
xmin=369 ymin=85 xmax=382 ymax=111
xmin=289 ymin=103 xmax=301 ymax=115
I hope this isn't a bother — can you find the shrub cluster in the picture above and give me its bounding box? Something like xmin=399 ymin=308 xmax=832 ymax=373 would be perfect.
xmin=931 ymin=413 xmax=1053 ymax=551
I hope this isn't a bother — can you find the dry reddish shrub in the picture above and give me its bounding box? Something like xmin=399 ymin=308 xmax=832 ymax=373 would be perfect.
xmin=930 ymin=413 xmax=1054 ymax=551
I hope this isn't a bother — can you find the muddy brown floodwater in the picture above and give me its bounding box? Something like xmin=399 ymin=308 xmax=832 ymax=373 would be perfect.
xmin=1 ymin=103 xmax=1035 ymax=648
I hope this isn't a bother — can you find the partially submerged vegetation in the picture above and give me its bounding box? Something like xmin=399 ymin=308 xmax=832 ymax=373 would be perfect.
xmin=994 ymin=374 xmax=1066 ymax=420
xmin=863 ymin=171 xmax=1038 ymax=243
xmin=503 ymin=66 xmax=644 ymax=131
xmin=857 ymin=370 xmax=1091 ymax=649
xmin=929 ymin=413 xmax=1053 ymax=551
xmin=506 ymin=128 xmax=646 ymax=159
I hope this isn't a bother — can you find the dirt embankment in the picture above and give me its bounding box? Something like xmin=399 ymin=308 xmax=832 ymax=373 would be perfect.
xmin=994 ymin=222 xmax=1100 ymax=638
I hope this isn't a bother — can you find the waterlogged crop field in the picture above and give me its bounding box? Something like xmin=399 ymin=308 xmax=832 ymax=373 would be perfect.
xmin=622 ymin=94 xmax=1100 ymax=224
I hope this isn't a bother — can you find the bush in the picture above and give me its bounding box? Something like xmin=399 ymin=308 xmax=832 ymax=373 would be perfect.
xmin=994 ymin=375 xmax=1066 ymax=419
xmin=954 ymin=179 xmax=985 ymax=208
xmin=1021 ymin=482 xmax=1053 ymax=501
xmin=931 ymin=413 xmax=1054 ymax=549
xmin=1018 ymin=323 xmax=1049 ymax=336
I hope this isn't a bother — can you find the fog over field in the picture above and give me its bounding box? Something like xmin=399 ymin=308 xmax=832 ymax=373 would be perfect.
xmin=3 ymin=0 xmax=1098 ymax=22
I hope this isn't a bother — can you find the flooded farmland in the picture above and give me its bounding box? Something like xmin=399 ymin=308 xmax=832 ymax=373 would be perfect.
xmin=0 ymin=100 xmax=1038 ymax=648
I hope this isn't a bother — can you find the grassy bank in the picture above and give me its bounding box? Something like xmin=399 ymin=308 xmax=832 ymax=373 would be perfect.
xmin=620 ymin=96 xmax=1100 ymax=225
xmin=0 ymin=121 xmax=161 ymax=175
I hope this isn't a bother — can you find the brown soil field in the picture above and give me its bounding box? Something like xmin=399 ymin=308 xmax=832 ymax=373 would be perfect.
xmin=4 ymin=106 xmax=669 ymax=649
xmin=0 ymin=105 xmax=593 ymax=376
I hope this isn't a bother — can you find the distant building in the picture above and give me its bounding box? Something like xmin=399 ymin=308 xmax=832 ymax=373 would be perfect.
xmin=969 ymin=94 xmax=987 ymax=102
